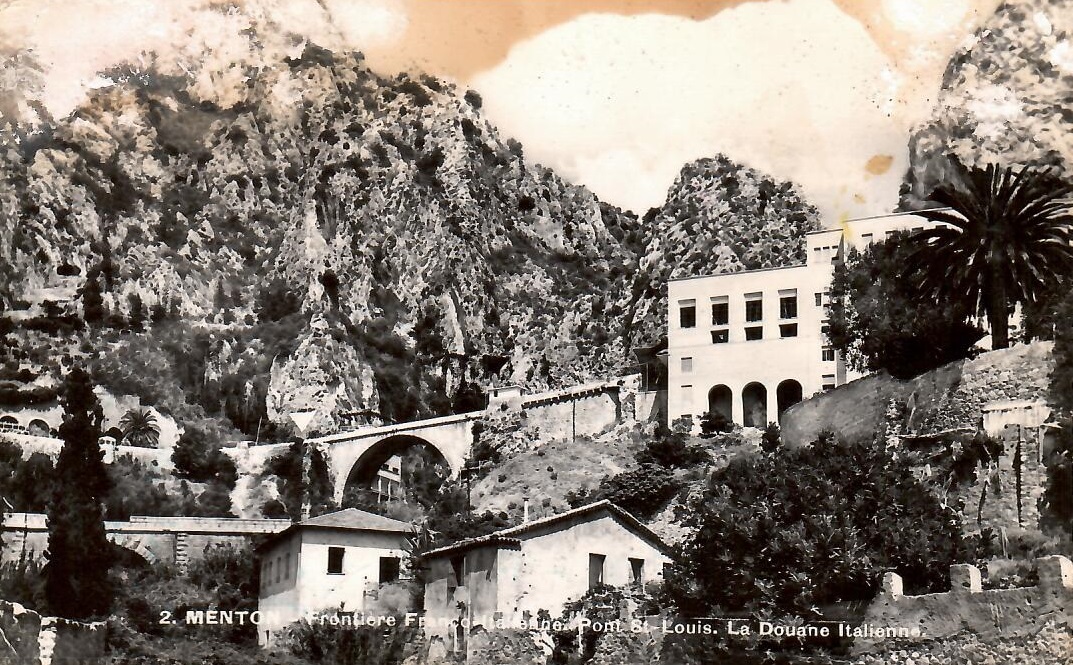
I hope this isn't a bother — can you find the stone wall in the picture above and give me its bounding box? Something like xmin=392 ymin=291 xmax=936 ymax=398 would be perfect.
xmin=782 ymin=342 xmax=1055 ymax=446
xmin=0 ymin=600 xmax=105 ymax=665
xmin=853 ymin=555 xmax=1073 ymax=654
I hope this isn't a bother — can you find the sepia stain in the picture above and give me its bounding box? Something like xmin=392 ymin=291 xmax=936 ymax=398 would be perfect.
xmin=364 ymin=0 xmax=756 ymax=80
xmin=865 ymin=154 xmax=893 ymax=177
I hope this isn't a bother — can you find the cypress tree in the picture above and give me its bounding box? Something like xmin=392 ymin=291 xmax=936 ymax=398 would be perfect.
xmin=45 ymin=367 xmax=114 ymax=619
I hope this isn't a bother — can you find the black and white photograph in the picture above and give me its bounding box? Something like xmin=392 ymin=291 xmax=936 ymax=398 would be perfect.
xmin=0 ymin=1 xmax=1072 ymax=663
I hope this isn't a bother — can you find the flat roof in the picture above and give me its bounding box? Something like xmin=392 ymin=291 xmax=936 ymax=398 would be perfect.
xmin=803 ymin=207 xmax=952 ymax=236
xmin=667 ymin=262 xmax=809 ymax=284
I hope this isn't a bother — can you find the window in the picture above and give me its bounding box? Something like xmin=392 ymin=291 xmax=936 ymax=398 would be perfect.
xmin=822 ymin=374 xmax=835 ymax=391
xmin=779 ymin=292 xmax=797 ymax=319
xmin=681 ymin=357 xmax=692 ymax=373
xmin=779 ymin=324 xmax=798 ymax=338
xmin=379 ymin=557 xmax=401 ymax=584
xmin=711 ymin=329 xmax=729 ymax=344
xmin=815 ymin=292 xmax=823 ymax=307
xmin=275 ymin=556 xmax=281 ymax=583
xmin=821 ymin=320 xmax=830 ymax=337
xmin=451 ymin=555 xmax=464 ymax=586
xmin=285 ymin=552 xmax=291 ymax=579
xmin=588 ymin=553 xmax=606 ymax=589
xmin=327 ymin=547 xmax=345 ymax=575
xmin=711 ymin=300 xmax=729 ymax=326
xmin=266 ymin=560 xmax=273 ymax=587
xmin=862 ymin=233 xmax=873 ymax=243
xmin=744 ymin=294 xmax=763 ymax=322
xmin=822 ymin=347 xmax=835 ymax=362
xmin=679 ymin=300 xmax=696 ymax=328
xmin=745 ymin=326 xmax=763 ymax=341
xmin=629 ymin=558 xmax=645 ymax=585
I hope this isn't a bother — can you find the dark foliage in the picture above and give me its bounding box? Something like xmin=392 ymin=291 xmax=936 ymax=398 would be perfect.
xmin=46 ymin=367 xmax=115 ymax=619
xmin=637 ymin=427 xmax=709 ymax=469
xmin=666 ymin=434 xmax=965 ymax=618
xmin=1050 ymin=288 xmax=1073 ymax=414
xmin=263 ymin=439 xmax=336 ymax=520
xmin=907 ymin=159 xmax=1073 ymax=350
xmin=1040 ymin=420 xmax=1073 ymax=536
xmin=829 ymin=232 xmax=983 ymax=379
xmin=567 ymin=464 xmax=682 ymax=521
xmin=699 ymin=410 xmax=734 ymax=437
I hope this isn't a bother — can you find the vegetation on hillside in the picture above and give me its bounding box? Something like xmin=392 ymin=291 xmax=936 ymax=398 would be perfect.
xmin=667 ymin=433 xmax=966 ymax=618
xmin=828 ymin=231 xmax=983 ymax=379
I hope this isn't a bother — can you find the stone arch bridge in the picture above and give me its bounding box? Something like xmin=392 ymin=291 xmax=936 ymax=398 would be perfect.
xmin=1 ymin=513 xmax=291 ymax=569
xmin=233 ymin=378 xmax=640 ymax=503
xmin=233 ymin=412 xmax=482 ymax=504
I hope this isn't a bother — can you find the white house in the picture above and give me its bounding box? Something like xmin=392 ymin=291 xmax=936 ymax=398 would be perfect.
xmin=256 ymin=507 xmax=414 ymax=646
xmin=420 ymin=500 xmax=673 ymax=654
xmin=666 ymin=211 xmax=948 ymax=429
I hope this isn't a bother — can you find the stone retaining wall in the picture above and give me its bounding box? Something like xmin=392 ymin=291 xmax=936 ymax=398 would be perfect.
xmin=854 ymin=555 xmax=1073 ymax=654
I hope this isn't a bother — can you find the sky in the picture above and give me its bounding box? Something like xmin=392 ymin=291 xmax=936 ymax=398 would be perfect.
xmin=0 ymin=0 xmax=1004 ymax=221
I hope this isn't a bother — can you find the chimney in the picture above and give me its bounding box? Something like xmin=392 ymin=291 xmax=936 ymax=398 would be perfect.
xmin=523 ymin=497 xmax=530 ymax=523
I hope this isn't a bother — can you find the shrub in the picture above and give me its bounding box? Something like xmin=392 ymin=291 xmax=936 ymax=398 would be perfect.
xmin=699 ymin=411 xmax=733 ymax=437
xmin=567 ymin=464 xmax=681 ymax=521
xmin=637 ymin=428 xmax=708 ymax=469
xmin=667 ymin=434 xmax=965 ymax=618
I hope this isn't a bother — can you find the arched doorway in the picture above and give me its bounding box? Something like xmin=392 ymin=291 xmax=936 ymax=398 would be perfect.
xmin=776 ymin=380 xmax=803 ymax=421
xmin=707 ymin=385 xmax=733 ymax=422
xmin=341 ymin=435 xmax=450 ymax=508
xmin=741 ymin=382 xmax=767 ymax=428
xmin=27 ymin=419 xmax=51 ymax=437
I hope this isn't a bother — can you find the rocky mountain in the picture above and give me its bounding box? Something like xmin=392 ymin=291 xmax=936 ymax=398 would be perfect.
xmin=626 ymin=155 xmax=820 ymax=349
xmin=0 ymin=13 xmax=816 ymax=438
xmin=901 ymin=0 xmax=1073 ymax=207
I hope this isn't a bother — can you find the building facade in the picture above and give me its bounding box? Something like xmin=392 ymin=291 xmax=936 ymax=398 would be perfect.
xmin=256 ymin=508 xmax=413 ymax=646
xmin=666 ymin=211 xmax=944 ymax=428
xmin=421 ymin=500 xmax=672 ymax=654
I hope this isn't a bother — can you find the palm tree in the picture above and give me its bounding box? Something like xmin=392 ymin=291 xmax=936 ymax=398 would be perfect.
xmin=908 ymin=159 xmax=1073 ymax=349
xmin=119 ymin=408 xmax=160 ymax=448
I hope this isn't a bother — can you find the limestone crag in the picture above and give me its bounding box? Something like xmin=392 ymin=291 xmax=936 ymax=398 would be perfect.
xmin=902 ymin=0 xmax=1073 ymax=207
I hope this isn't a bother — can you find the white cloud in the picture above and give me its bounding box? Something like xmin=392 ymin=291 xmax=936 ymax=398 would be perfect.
xmin=473 ymin=0 xmax=911 ymax=221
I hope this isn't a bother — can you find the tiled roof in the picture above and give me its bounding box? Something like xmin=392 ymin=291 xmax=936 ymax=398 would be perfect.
xmin=421 ymin=500 xmax=670 ymax=558
xmin=297 ymin=508 xmax=413 ymax=532
xmin=255 ymin=508 xmax=413 ymax=552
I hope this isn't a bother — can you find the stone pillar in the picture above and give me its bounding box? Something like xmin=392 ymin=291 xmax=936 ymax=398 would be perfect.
xmin=1037 ymin=555 xmax=1073 ymax=590
xmin=766 ymin=383 xmax=778 ymax=429
xmin=731 ymin=388 xmax=744 ymax=427
xmin=881 ymin=571 xmax=903 ymax=599
xmin=950 ymin=564 xmax=982 ymax=593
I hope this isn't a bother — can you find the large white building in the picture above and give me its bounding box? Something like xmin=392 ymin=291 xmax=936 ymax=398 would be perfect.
xmin=666 ymin=211 xmax=945 ymax=429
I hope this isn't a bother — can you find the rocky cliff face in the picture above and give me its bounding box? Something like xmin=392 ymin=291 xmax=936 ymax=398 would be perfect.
xmin=901 ymin=0 xmax=1073 ymax=207
xmin=626 ymin=155 xmax=820 ymax=349
xmin=0 ymin=11 xmax=817 ymax=435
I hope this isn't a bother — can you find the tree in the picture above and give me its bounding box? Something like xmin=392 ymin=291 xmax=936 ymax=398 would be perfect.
xmin=1040 ymin=420 xmax=1073 ymax=536
xmin=80 ymin=269 xmax=105 ymax=325
xmin=46 ymin=367 xmax=114 ymax=619
xmin=119 ymin=408 xmax=160 ymax=448
xmin=829 ymin=232 xmax=984 ymax=379
xmin=908 ymin=160 xmax=1073 ymax=350
xmin=1050 ymin=289 xmax=1073 ymax=414
xmin=667 ymin=434 xmax=964 ymax=618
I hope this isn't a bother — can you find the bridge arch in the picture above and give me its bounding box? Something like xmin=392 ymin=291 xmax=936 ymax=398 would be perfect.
xmin=337 ymin=434 xmax=451 ymax=505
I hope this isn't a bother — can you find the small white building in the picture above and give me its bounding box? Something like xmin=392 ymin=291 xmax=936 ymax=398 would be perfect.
xmin=667 ymin=211 xmax=947 ymax=428
xmin=256 ymin=508 xmax=414 ymax=646
xmin=420 ymin=500 xmax=672 ymax=652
